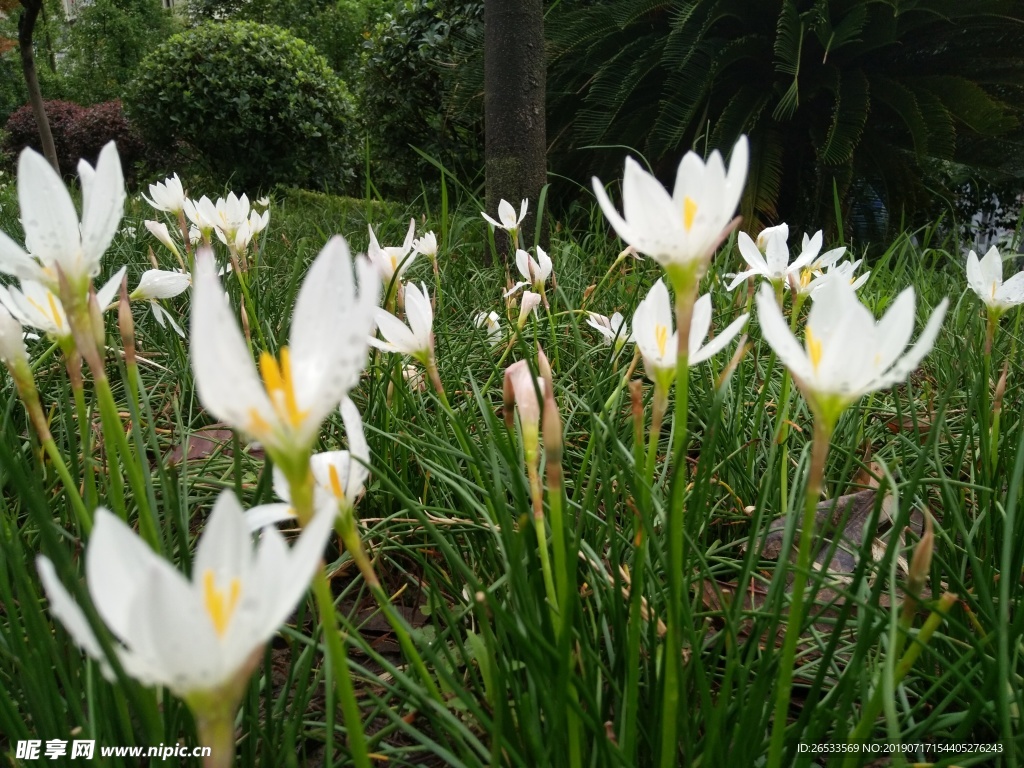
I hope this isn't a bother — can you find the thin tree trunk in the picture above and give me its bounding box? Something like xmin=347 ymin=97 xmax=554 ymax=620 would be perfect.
xmin=484 ymin=0 xmax=546 ymax=266
xmin=18 ymin=0 xmax=60 ymax=173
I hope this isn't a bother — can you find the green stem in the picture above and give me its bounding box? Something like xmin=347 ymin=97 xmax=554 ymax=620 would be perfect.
xmin=311 ymin=566 xmax=371 ymax=768
xmin=94 ymin=376 xmax=160 ymax=551
xmin=842 ymin=593 xmax=957 ymax=768
xmin=659 ymin=267 xmax=698 ymax=768
xmin=767 ymin=416 xmax=834 ymax=768
xmin=42 ymin=437 xmax=91 ymax=533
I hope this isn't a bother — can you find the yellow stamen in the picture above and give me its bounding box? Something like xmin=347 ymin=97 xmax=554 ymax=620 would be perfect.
xmin=390 ymin=254 xmax=398 ymax=272
xmin=800 ymin=269 xmax=813 ymax=289
xmin=992 ymin=283 xmax=997 ymax=300
xmin=203 ymin=570 xmax=241 ymax=637
xmin=258 ymin=346 xmax=309 ymax=428
xmin=327 ymin=463 xmax=345 ymax=500
xmin=806 ymin=327 xmax=823 ymax=373
xmin=655 ymin=324 xmax=668 ymax=358
xmin=27 ymin=293 xmax=65 ymax=332
xmin=683 ymin=197 xmax=698 ymax=232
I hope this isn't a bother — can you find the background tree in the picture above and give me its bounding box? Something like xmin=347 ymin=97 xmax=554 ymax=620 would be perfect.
xmin=60 ymin=0 xmax=179 ymax=105
xmin=547 ymin=0 xmax=1024 ymax=237
xmin=484 ymin=0 xmax=546 ymax=262
xmin=13 ymin=0 xmax=58 ymax=170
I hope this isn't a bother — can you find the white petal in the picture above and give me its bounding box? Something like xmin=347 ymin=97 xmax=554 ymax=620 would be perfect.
xmin=37 ymin=556 xmax=106 ymax=662
xmin=190 ymin=251 xmax=276 ymax=439
xmin=245 ymin=503 xmax=297 ymax=531
xmin=133 ymin=270 xmax=190 ymax=300
xmin=17 ymin=148 xmax=81 ymax=276
xmin=755 ymin=283 xmax=812 ymax=383
xmin=690 ymin=312 xmax=748 ymax=365
xmin=737 ymin=232 xmax=769 ymax=274
xmin=96 ymin=265 xmax=127 ymax=309
xmin=79 ymin=143 xmax=125 ymax=273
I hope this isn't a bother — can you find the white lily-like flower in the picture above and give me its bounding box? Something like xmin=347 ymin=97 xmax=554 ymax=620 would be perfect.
xmin=0 ymin=266 xmax=125 ymax=341
xmin=586 ymin=311 xmax=631 ymax=352
xmin=632 ymin=280 xmax=748 ymax=387
xmin=129 ymin=269 xmax=191 ymax=338
xmin=369 ymin=282 xmax=433 ymax=360
xmin=184 ymin=196 xmax=218 ymax=238
xmin=967 ymin=245 xmax=1024 ymax=314
xmin=0 ymin=143 xmax=124 ymax=297
xmin=213 ymin=192 xmax=251 ymax=243
xmin=36 ymin=490 xmax=334 ymax=702
xmin=756 ymin=279 xmax=947 ymax=425
xmin=482 ymin=199 xmax=528 ymax=236
xmin=506 ymin=246 xmax=553 ymax=296
xmin=504 ymin=359 xmax=544 ymax=453
xmin=368 ymin=219 xmax=417 ymax=285
xmin=247 ymin=398 xmax=370 ymax=530
xmin=144 ymin=220 xmax=181 ymax=258
xmin=412 ymin=231 xmax=438 ymax=260
xmin=474 ymin=310 xmax=503 ymax=346
xmin=727 ymin=225 xmax=840 ymax=292
xmin=518 ymin=291 xmax=542 ymax=328
xmin=191 ymin=238 xmax=378 ymax=465
xmin=142 ymin=173 xmax=186 ymax=215
xmin=255 ymin=196 xmax=271 ymax=208
xmin=131 ymin=269 xmax=191 ymax=301
xmin=804 ymin=259 xmax=869 ymax=299
xmin=592 ymin=137 xmax=747 ymax=274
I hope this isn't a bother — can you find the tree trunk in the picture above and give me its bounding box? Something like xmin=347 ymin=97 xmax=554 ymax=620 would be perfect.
xmin=18 ymin=0 xmax=60 ymax=173
xmin=484 ymin=0 xmax=546 ymax=265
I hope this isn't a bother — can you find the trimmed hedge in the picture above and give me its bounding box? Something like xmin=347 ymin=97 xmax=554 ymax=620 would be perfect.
xmin=126 ymin=21 xmax=356 ymax=190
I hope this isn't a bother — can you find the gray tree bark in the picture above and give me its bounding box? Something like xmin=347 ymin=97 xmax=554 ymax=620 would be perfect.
xmin=18 ymin=0 xmax=59 ymax=173
xmin=484 ymin=0 xmax=546 ymax=265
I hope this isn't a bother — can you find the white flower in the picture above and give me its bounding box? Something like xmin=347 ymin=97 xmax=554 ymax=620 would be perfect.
xmin=586 ymin=311 xmax=631 ymax=350
xmin=518 ymin=291 xmax=542 ymax=328
xmin=191 ymin=238 xmax=379 ymax=462
xmin=184 ymin=196 xmax=218 ymax=236
xmin=592 ymin=137 xmax=747 ymax=271
xmin=369 ymin=282 xmax=433 ymax=360
xmin=142 ymin=173 xmax=185 ymax=215
xmin=804 ymin=259 xmax=870 ymax=298
xmin=632 ymin=280 xmax=747 ymax=386
xmin=966 ymin=246 xmax=1024 ymax=313
xmin=131 ymin=269 xmax=191 ymax=301
xmin=144 ymin=220 xmax=181 ymax=258
xmin=482 ymin=199 xmax=528 ymax=235
xmin=256 ymin=196 xmax=270 ymax=208
xmin=368 ymin=219 xmax=417 ymax=285
xmin=213 ymin=193 xmax=251 ymax=243
xmin=756 ymin=279 xmax=948 ymax=424
xmin=504 ymin=359 xmax=544 ymax=438
xmin=0 ymin=143 xmax=125 ymax=296
xmin=727 ymin=225 xmax=842 ymax=290
xmin=474 ymin=310 xmax=502 ymax=345
xmin=506 ymin=246 xmax=553 ymax=296
xmin=0 ymin=267 xmax=125 ymax=341
xmin=36 ymin=490 xmax=335 ymax=700
xmin=412 ymin=231 xmax=438 ymax=259
xmin=247 ymin=399 xmax=370 ymax=530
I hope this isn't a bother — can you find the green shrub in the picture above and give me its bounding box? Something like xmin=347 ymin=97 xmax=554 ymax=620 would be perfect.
xmin=126 ymin=21 xmax=357 ymax=191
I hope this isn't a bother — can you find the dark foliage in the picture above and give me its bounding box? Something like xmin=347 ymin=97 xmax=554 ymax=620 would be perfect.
xmin=2 ymin=99 xmax=147 ymax=180
xmin=546 ymin=0 xmax=1024 ymax=236
xmin=359 ymin=0 xmax=484 ymax=197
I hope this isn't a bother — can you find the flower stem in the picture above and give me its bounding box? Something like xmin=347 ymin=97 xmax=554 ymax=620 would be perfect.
xmin=767 ymin=415 xmax=834 ymax=768
xmin=659 ymin=267 xmax=698 ymax=768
